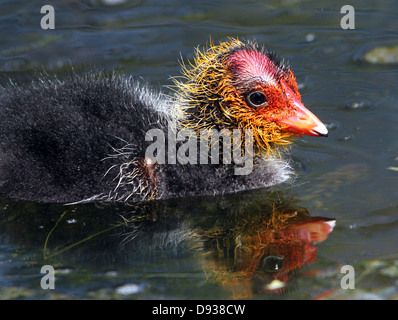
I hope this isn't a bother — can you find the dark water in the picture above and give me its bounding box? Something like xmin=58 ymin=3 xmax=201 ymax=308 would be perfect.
xmin=0 ymin=0 xmax=397 ymax=300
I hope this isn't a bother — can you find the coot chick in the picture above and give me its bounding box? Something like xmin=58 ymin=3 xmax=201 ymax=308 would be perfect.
xmin=0 ymin=39 xmax=327 ymax=203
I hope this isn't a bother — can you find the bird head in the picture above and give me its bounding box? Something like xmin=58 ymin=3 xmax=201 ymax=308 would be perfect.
xmin=174 ymin=38 xmax=327 ymax=155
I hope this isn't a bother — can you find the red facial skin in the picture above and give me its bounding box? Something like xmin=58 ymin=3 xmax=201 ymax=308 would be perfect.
xmin=226 ymin=48 xmax=328 ymax=138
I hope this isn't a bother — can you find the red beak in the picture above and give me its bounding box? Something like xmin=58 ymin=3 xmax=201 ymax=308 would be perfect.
xmin=278 ymin=81 xmax=328 ymax=137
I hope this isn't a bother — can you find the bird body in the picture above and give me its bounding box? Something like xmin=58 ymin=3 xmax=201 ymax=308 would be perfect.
xmin=0 ymin=39 xmax=327 ymax=203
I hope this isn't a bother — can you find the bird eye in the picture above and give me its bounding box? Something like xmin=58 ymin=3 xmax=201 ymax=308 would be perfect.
xmin=247 ymin=91 xmax=267 ymax=108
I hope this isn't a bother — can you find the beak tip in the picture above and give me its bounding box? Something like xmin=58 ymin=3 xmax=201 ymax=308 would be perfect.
xmin=311 ymin=123 xmax=329 ymax=137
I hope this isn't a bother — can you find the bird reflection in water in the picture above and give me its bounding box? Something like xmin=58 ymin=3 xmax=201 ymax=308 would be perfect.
xmin=0 ymin=191 xmax=335 ymax=298
xmin=192 ymin=200 xmax=335 ymax=298
xmin=118 ymin=191 xmax=336 ymax=298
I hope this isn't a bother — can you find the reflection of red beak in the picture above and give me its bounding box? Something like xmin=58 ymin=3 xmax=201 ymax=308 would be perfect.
xmin=294 ymin=218 xmax=336 ymax=242
xmin=278 ymin=81 xmax=328 ymax=137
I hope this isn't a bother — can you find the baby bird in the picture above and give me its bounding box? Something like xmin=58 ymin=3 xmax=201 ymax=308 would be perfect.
xmin=0 ymin=38 xmax=327 ymax=203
